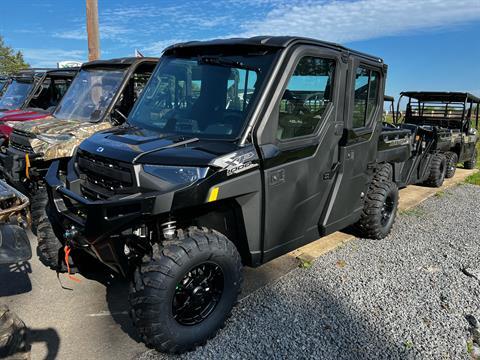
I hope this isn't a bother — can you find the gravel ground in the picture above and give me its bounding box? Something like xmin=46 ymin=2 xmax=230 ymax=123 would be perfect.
xmin=138 ymin=183 xmax=480 ymax=360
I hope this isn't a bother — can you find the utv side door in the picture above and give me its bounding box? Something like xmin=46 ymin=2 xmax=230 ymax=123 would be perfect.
xmin=320 ymin=58 xmax=386 ymax=234
xmin=255 ymin=45 xmax=347 ymax=262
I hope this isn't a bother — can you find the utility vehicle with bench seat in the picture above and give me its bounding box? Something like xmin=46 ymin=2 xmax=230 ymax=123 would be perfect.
xmin=398 ymin=91 xmax=479 ymax=177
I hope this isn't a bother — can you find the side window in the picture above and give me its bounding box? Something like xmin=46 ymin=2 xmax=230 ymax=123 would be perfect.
xmin=277 ymin=56 xmax=335 ymax=140
xmin=353 ymin=67 xmax=380 ymax=128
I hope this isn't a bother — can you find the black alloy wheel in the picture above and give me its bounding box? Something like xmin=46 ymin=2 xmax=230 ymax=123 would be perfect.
xmin=173 ymin=262 xmax=225 ymax=326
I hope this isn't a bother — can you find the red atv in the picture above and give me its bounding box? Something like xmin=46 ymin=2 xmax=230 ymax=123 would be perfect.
xmin=0 ymin=68 xmax=78 ymax=146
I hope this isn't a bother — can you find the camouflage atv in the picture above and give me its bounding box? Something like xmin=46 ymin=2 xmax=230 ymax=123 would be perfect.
xmin=0 ymin=57 xmax=158 ymax=266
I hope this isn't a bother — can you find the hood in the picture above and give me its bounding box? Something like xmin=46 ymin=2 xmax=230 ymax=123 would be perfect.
xmin=0 ymin=109 xmax=50 ymax=123
xmin=13 ymin=117 xmax=108 ymax=136
xmin=12 ymin=118 xmax=112 ymax=161
xmin=79 ymin=126 xmax=240 ymax=167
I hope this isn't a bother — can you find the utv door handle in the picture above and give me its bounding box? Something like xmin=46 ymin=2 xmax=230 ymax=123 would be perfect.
xmin=334 ymin=123 xmax=344 ymax=136
xmin=269 ymin=169 xmax=285 ymax=186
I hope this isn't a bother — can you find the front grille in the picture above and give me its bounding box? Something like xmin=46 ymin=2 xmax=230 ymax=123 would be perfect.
xmin=12 ymin=129 xmax=36 ymax=138
xmin=77 ymin=150 xmax=135 ymax=199
xmin=10 ymin=131 xmax=34 ymax=153
xmin=10 ymin=141 xmax=34 ymax=153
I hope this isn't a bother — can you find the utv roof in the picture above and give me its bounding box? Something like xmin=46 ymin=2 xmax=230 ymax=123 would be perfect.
xmin=81 ymin=57 xmax=159 ymax=69
xmin=164 ymin=36 xmax=384 ymax=63
xmin=12 ymin=68 xmax=78 ymax=79
xmin=384 ymin=95 xmax=395 ymax=102
xmin=401 ymin=91 xmax=480 ymax=103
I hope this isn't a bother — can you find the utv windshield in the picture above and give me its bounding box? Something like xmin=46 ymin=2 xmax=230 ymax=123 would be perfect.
xmin=0 ymin=79 xmax=34 ymax=110
xmin=53 ymin=68 xmax=125 ymax=122
xmin=128 ymin=52 xmax=276 ymax=139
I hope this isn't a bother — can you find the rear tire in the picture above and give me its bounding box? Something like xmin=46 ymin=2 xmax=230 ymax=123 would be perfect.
xmin=0 ymin=305 xmax=28 ymax=359
xmin=444 ymin=152 xmax=458 ymax=178
xmin=129 ymin=227 xmax=243 ymax=354
xmin=425 ymin=153 xmax=447 ymax=187
xmin=355 ymin=171 xmax=399 ymax=240
xmin=464 ymin=148 xmax=477 ymax=169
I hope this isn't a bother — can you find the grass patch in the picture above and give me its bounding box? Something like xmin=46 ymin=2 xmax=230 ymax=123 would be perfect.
xmin=400 ymin=208 xmax=426 ymax=217
xmin=462 ymin=141 xmax=480 ymax=185
xmin=298 ymin=257 xmax=313 ymax=269
xmin=434 ymin=190 xmax=446 ymax=198
xmin=467 ymin=338 xmax=474 ymax=356
xmin=465 ymin=171 xmax=480 ymax=186
xmin=403 ymin=340 xmax=414 ymax=350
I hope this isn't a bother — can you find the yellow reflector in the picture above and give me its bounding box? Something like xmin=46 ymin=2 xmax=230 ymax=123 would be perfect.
xmin=25 ymin=154 xmax=30 ymax=179
xmin=208 ymin=187 xmax=219 ymax=202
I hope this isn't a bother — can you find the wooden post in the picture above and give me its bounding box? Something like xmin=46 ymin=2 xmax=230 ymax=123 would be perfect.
xmin=86 ymin=0 xmax=100 ymax=61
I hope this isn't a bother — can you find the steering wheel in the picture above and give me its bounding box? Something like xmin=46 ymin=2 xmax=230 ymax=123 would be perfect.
xmin=382 ymin=121 xmax=397 ymax=129
xmin=113 ymin=108 xmax=128 ymax=124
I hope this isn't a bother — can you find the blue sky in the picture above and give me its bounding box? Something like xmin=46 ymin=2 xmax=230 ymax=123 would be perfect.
xmin=1 ymin=0 xmax=480 ymax=100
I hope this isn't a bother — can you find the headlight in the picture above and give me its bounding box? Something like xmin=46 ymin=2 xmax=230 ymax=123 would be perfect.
xmin=143 ymin=165 xmax=208 ymax=189
xmin=36 ymin=134 xmax=73 ymax=144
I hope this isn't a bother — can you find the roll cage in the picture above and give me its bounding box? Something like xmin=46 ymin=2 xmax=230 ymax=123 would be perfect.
xmin=397 ymin=91 xmax=480 ymax=131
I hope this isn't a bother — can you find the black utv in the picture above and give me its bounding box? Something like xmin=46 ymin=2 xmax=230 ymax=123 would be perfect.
xmin=45 ymin=36 xmax=411 ymax=353
xmin=399 ymin=91 xmax=479 ymax=177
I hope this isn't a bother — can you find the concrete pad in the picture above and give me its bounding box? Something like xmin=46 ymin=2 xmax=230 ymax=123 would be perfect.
xmin=398 ymin=168 xmax=473 ymax=210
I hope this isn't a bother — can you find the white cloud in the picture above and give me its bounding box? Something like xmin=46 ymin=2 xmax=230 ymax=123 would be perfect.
xmin=54 ymin=29 xmax=86 ymax=40
xmin=22 ymin=49 xmax=86 ymax=68
xmin=48 ymin=0 xmax=480 ymax=61
xmin=54 ymin=24 xmax=132 ymax=42
xmin=240 ymin=0 xmax=480 ymax=43
xmin=144 ymin=39 xmax=187 ymax=55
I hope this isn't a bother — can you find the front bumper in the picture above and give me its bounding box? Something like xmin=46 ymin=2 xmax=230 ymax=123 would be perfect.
xmin=45 ymin=160 xmax=174 ymax=273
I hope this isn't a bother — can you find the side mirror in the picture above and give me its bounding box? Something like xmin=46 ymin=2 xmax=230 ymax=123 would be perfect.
xmin=0 ymin=225 xmax=31 ymax=265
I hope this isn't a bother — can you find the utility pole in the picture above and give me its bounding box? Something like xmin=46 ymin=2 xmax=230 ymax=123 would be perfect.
xmin=86 ymin=0 xmax=100 ymax=61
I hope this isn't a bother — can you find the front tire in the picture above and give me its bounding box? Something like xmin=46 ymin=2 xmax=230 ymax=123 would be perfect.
xmin=30 ymin=189 xmax=48 ymax=235
xmin=37 ymin=208 xmax=64 ymax=271
xmin=425 ymin=153 xmax=447 ymax=187
xmin=444 ymin=152 xmax=458 ymax=178
xmin=129 ymin=227 xmax=243 ymax=354
xmin=37 ymin=204 xmax=76 ymax=273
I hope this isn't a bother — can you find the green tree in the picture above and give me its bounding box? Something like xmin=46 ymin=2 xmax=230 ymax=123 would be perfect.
xmin=0 ymin=35 xmax=29 ymax=75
